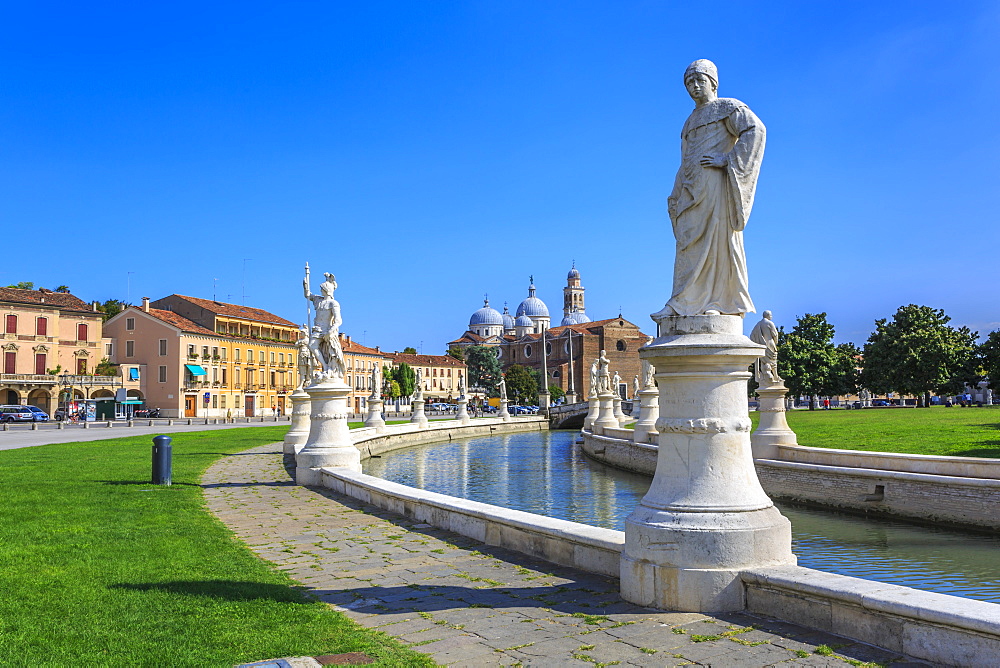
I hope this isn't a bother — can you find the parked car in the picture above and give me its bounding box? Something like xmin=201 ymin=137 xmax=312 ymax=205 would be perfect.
xmin=24 ymin=405 xmax=49 ymax=421
xmin=0 ymin=405 xmax=36 ymax=423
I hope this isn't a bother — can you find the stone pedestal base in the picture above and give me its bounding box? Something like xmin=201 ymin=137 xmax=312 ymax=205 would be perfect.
xmin=296 ymin=381 xmax=359 ymax=485
xmin=633 ymin=387 xmax=659 ymax=444
xmin=565 ymin=391 xmax=577 ymax=405
xmin=410 ymin=398 xmax=428 ymax=428
xmin=751 ymin=383 xmax=797 ymax=460
xmin=594 ymin=391 xmax=618 ymax=433
xmin=455 ymin=397 xmax=471 ymax=425
xmin=283 ymin=389 xmax=311 ymax=455
xmin=583 ymin=395 xmax=599 ymax=431
xmin=498 ymin=399 xmax=510 ymax=420
xmin=621 ymin=314 xmax=795 ymax=613
xmin=613 ymin=395 xmax=629 ymax=426
xmin=364 ymin=396 xmax=385 ymax=431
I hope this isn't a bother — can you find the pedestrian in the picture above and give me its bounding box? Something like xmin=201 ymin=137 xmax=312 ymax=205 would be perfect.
xmin=823 ymin=398 xmax=830 ymax=410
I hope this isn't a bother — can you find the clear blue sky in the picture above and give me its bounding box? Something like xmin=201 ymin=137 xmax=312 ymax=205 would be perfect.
xmin=2 ymin=1 xmax=998 ymax=352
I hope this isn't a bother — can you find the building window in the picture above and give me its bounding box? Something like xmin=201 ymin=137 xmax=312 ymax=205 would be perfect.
xmin=202 ymin=346 xmax=209 ymax=358
xmin=77 ymin=323 xmax=88 ymax=341
xmin=235 ymin=394 xmax=242 ymax=408
xmin=616 ymin=340 xmax=627 ymax=352
xmin=220 ymin=395 xmax=227 ymax=409
xmin=546 ymin=342 xmax=552 ymax=356
xmin=270 ymin=371 xmax=276 ymax=387
xmin=35 ymin=353 xmax=46 ymax=375
xmin=188 ymin=344 xmax=196 ymax=357
xmin=5 ymin=314 xmax=17 ymax=334
xmin=279 ymin=353 xmax=285 ymax=364
xmin=36 ymin=317 xmax=47 ymax=336
xmin=524 ymin=344 xmax=532 ymax=358
xmin=234 ymin=349 xmax=241 ymax=362
xmin=4 ymin=351 xmax=15 ymax=374
xmin=247 ymin=350 xmax=253 ymax=363
xmin=221 ymin=368 xmax=227 ymax=385
xmin=270 ymin=352 xmax=275 ymax=364
xmin=125 ymin=340 xmax=135 ymax=357
xmin=125 ymin=317 xmax=135 ymax=331
xmin=159 ymin=339 xmax=167 ymax=356
xmin=212 ymin=347 xmax=218 ymax=359
xmin=105 ymin=343 xmax=113 ymax=356
xmin=221 ymin=347 xmax=227 ymax=361
xmin=234 ymin=368 xmax=241 ymax=386
xmin=158 ymin=366 xmax=167 ymax=382
xmin=212 ymin=394 xmax=218 ymax=408
xmin=77 ymin=358 xmax=87 ymax=374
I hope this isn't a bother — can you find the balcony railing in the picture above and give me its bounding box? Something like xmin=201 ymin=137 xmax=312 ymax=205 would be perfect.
xmin=0 ymin=373 xmax=58 ymax=385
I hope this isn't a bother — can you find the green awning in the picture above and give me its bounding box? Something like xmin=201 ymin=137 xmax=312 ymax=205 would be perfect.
xmin=185 ymin=364 xmax=208 ymax=376
xmin=121 ymin=399 xmax=144 ymax=404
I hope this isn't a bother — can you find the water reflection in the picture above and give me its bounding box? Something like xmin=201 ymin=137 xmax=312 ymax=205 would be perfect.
xmin=362 ymin=430 xmax=1000 ymax=603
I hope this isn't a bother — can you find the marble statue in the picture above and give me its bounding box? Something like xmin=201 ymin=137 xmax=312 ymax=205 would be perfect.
xmin=633 ymin=375 xmax=641 ymax=400
xmin=458 ymin=375 xmax=466 ymax=398
xmin=499 ymin=376 xmax=507 ymax=401
xmin=414 ymin=368 xmax=423 ymax=400
xmin=613 ymin=371 xmax=622 ymax=397
xmin=303 ymin=265 xmax=346 ymax=382
xmin=296 ymin=325 xmax=313 ymax=388
xmin=370 ymin=364 xmax=380 ymax=398
xmin=749 ymin=310 xmax=781 ymax=385
xmin=589 ymin=361 xmax=598 ymax=396
xmin=653 ymin=59 xmax=765 ymax=319
xmin=597 ymin=350 xmax=611 ymax=393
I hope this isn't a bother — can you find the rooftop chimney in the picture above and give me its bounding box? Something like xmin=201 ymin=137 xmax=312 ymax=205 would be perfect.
xmin=92 ymin=301 xmax=99 ymax=311
xmin=142 ymin=297 xmax=150 ymax=313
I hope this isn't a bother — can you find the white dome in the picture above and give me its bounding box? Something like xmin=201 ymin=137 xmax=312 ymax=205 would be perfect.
xmin=502 ymin=305 xmax=515 ymax=330
xmin=516 ymin=281 xmax=549 ymax=318
xmin=514 ymin=315 xmax=534 ymax=327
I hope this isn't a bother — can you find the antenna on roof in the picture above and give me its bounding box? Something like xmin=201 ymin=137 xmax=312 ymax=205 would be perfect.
xmin=127 ymin=271 xmax=134 ymax=305
xmin=213 ymin=278 xmax=218 ymax=302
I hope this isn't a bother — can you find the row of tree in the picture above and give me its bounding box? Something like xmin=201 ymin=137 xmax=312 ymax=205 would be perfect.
xmin=775 ymin=304 xmax=999 ymax=408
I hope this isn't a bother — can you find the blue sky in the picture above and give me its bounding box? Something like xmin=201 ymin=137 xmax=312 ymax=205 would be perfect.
xmin=2 ymin=1 xmax=998 ymax=352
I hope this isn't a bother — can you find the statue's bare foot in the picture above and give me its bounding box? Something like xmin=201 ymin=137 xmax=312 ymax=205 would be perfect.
xmin=651 ymin=303 xmax=678 ymax=320
xmin=704 ymin=309 xmax=721 ymax=316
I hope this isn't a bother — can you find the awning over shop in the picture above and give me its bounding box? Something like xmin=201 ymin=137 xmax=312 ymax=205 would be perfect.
xmin=185 ymin=364 xmax=208 ymax=376
xmin=129 ymin=368 xmax=140 ymax=380
xmin=121 ymin=399 xmax=144 ymax=404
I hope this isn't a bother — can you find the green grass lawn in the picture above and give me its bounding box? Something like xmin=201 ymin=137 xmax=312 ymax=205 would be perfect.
xmin=0 ymin=426 xmax=433 ymax=667
xmin=749 ymin=406 xmax=1000 ymax=458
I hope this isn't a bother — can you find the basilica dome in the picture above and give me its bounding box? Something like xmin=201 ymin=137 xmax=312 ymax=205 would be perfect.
xmin=469 ymin=299 xmax=503 ymax=327
xmin=516 ymin=281 xmax=549 ymax=318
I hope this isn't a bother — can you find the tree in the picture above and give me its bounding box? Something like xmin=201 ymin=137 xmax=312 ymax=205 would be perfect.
xmin=980 ymin=330 xmax=1000 ymax=390
xmin=860 ymin=304 xmax=979 ymax=406
xmin=94 ymin=358 xmax=117 ymax=376
xmin=393 ymin=363 xmax=416 ymax=397
xmin=465 ymin=345 xmax=502 ymax=396
xmin=54 ymin=285 xmax=70 ymax=293
xmin=504 ymin=364 xmax=538 ymax=404
xmin=777 ymin=313 xmax=858 ymax=409
xmin=548 ymin=384 xmax=566 ymax=403
xmin=402 ymin=346 xmax=417 ymax=355
xmin=446 ymin=347 xmax=465 ymax=361
xmin=96 ymin=299 xmax=130 ymax=322
xmin=5 ymin=282 xmax=34 ymax=289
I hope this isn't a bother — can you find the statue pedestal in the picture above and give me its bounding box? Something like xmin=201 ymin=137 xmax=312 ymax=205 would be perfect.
xmin=410 ymin=398 xmax=428 ymax=428
xmin=283 ymin=388 xmax=311 ymax=454
xmin=751 ymin=382 xmax=797 ymax=460
xmin=296 ymin=381 xmax=359 ymax=485
xmin=583 ymin=394 xmax=599 ymax=431
xmin=565 ymin=391 xmax=577 ymax=405
xmin=593 ymin=390 xmax=619 ymax=434
xmin=498 ymin=399 xmax=510 ymax=421
xmin=364 ymin=396 xmax=385 ymax=431
xmin=621 ymin=315 xmax=795 ymax=612
xmin=455 ymin=397 xmax=471 ymax=425
xmin=633 ymin=387 xmax=659 ymax=444
xmin=613 ymin=395 xmax=629 ymax=426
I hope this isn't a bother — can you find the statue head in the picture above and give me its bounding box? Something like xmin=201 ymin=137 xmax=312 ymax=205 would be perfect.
xmin=320 ymin=273 xmax=337 ymax=295
xmin=684 ymin=59 xmax=718 ymax=104
xmin=762 ymin=310 xmax=772 ymax=320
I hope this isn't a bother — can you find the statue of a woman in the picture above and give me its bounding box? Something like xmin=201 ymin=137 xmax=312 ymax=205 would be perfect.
xmin=589 ymin=360 xmax=599 ymax=396
xmin=303 ymin=265 xmax=346 ymax=382
xmin=653 ymin=59 xmax=765 ymax=320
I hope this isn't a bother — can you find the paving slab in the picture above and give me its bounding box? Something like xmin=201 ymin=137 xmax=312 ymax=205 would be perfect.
xmin=202 ymin=444 xmax=929 ymax=667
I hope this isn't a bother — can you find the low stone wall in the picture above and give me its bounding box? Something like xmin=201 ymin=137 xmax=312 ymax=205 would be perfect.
xmin=351 ymin=417 xmax=547 ymax=460
xmin=320 ymin=467 xmax=623 ymax=577
xmin=581 ymin=430 xmax=1000 ymax=532
xmin=742 ymin=566 xmax=1000 ymax=667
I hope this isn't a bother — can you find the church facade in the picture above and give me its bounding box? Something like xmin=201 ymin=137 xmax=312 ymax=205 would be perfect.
xmin=449 ymin=266 xmax=651 ymax=401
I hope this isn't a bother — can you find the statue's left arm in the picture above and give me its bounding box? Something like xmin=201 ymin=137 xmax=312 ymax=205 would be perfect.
xmin=723 ymin=104 xmax=766 ymax=231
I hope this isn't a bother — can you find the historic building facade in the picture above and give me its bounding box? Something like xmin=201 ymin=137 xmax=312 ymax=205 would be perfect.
xmin=449 ymin=266 xmax=650 ymax=400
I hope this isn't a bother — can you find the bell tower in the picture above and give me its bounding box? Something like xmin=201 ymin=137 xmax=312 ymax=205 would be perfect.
xmin=563 ymin=262 xmax=585 ymax=319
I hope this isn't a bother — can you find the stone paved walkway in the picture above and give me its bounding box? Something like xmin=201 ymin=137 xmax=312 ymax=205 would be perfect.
xmin=203 ymin=444 xmax=926 ymax=667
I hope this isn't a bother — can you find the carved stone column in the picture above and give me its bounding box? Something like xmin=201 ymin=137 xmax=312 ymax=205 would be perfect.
xmin=364 ymin=395 xmax=385 ymax=431
xmin=593 ymin=387 xmax=619 ymax=434
xmin=621 ymin=315 xmax=795 ymax=612
xmin=410 ymin=398 xmax=428 ymax=428
xmin=455 ymin=395 xmax=471 ymax=425
xmin=751 ymin=381 xmax=797 ymax=459
xmin=295 ymin=381 xmax=359 ymax=485
xmin=283 ymin=387 xmax=311 ymax=454
xmin=632 ymin=386 xmax=659 ymax=444
xmin=613 ymin=393 xmax=629 ymax=426
xmin=583 ymin=391 xmax=599 ymax=431
xmin=498 ymin=398 xmax=511 ymax=420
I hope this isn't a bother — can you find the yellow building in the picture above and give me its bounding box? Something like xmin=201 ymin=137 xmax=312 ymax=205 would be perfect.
xmin=340 ymin=334 xmax=389 ymax=415
xmin=104 ymin=295 xmax=299 ymax=418
xmin=386 ymin=352 xmax=467 ymax=404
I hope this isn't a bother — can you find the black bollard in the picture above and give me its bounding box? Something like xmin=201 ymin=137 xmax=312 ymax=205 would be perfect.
xmin=152 ymin=435 xmax=172 ymax=485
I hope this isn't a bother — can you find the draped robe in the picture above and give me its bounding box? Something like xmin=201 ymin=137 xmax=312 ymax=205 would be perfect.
xmin=666 ymin=97 xmax=765 ymax=316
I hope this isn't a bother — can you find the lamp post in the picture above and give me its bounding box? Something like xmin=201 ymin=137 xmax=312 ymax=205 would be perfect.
xmin=539 ymin=324 xmax=550 ymax=412
xmin=565 ymin=328 xmax=577 ymax=404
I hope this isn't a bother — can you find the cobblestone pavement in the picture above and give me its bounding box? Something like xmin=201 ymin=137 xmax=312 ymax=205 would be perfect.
xmin=203 ymin=444 xmax=926 ymax=667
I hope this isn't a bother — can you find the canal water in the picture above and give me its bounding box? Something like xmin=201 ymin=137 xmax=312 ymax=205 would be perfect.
xmin=362 ymin=430 xmax=1000 ymax=604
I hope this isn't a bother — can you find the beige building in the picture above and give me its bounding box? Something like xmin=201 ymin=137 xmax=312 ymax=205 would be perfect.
xmin=386 ymin=352 xmax=467 ymax=404
xmin=104 ymin=295 xmax=299 ymax=418
xmin=1 ymin=286 xmax=140 ymax=416
xmin=341 ymin=334 xmax=390 ymax=415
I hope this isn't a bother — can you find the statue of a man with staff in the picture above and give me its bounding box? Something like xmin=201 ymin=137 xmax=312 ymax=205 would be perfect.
xmin=303 ymin=264 xmax=346 ymax=383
